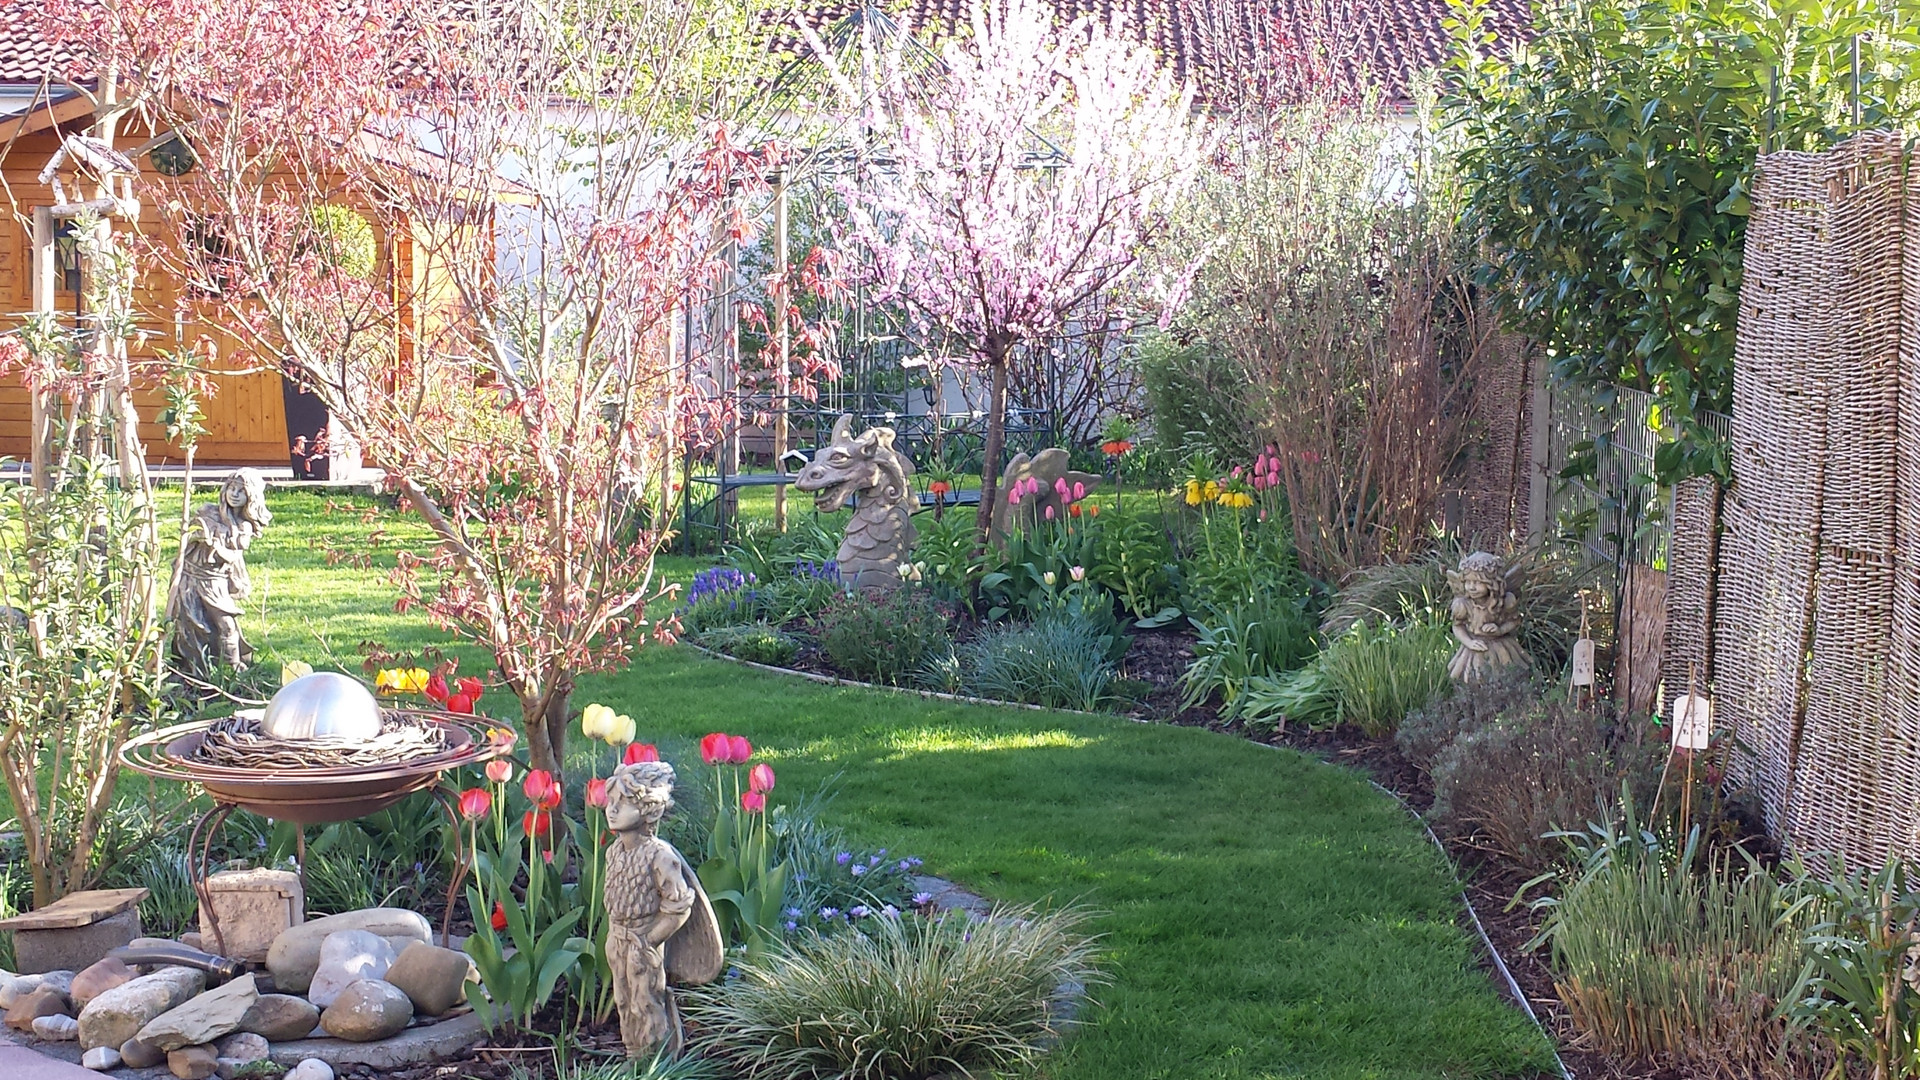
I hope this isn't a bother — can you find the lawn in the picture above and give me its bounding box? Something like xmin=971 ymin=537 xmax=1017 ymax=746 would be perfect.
xmin=223 ymin=488 xmax=1555 ymax=1080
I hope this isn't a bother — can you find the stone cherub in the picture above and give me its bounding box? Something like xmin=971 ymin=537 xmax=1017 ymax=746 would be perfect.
xmin=167 ymin=468 xmax=272 ymax=672
xmin=793 ymin=414 xmax=917 ymax=590
xmin=1447 ymin=551 xmax=1527 ymax=683
xmin=989 ymin=448 xmax=1101 ymax=543
xmin=602 ymin=761 xmax=724 ymax=1057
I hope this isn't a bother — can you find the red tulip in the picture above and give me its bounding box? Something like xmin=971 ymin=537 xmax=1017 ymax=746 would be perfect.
xmin=586 ymin=778 xmax=608 ymax=808
xmin=424 ymin=673 xmax=450 ymax=704
xmin=522 ymin=810 xmax=552 ymax=837
xmin=728 ymin=735 xmax=752 ymax=764
xmin=749 ymin=763 xmax=775 ymax=794
xmin=740 ymin=790 xmax=766 ymax=813
xmin=523 ymin=769 xmax=561 ymax=809
xmin=490 ymin=901 xmax=507 ymax=931
xmin=457 ymin=676 xmax=484 ymax=699
xmin=624 ymin=743 xmax=659 ymax=765
xmin=457 ymin=788 xmax=491 ymax=820
xmin=700 ymin=733 xmax=730 ymax=766
xmin=446 ymin=693 xmax=474 ymax=714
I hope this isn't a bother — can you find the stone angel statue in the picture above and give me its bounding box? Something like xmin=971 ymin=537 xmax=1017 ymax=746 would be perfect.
xmin=1446 ymin=551 xmax=1527 ymax=684
xmin=602 ymin=761 xmax=725 ymax=1057
xmin=167 ymin=468 xmax=272 ymax=672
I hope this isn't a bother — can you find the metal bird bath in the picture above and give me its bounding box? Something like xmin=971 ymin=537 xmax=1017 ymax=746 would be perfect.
xmin=121 ymin=710 xmax=504 ymax=952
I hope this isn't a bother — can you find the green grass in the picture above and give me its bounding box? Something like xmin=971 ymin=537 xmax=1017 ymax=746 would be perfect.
xmin=214 ymin=489 xmax=1554 ymax=1079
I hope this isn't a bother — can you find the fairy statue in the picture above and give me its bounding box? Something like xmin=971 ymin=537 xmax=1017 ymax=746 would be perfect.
xmin=167 ymin=468 xmax=272 ymax=672
xmin=602 ymin=761 xmax=724 ymax=1056
xmin=1447 ymin=551 xmax=1527 ymax=683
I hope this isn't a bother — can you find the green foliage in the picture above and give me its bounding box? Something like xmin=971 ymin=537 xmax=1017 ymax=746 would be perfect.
xmin=687 ymin=907 xmax=1102 ymax=1080
xmin=813 ymin=590 xmax=952 ymax=685
xmin=1789 ymin=857 xmax=1920 ymax=1079
xmin=464 ymin=811 xmax=592 ymax=1032
xmin=949 ymin=615 xmax=1120 ymax=712
xmin=304 ymin=206 xmax=376 ymax=280
xmin=697 ymin=765 xmax=792 ymax=958
xmin=696 ymin=623 xmax=799 ymax=667
xmin=1448 ymin=0 xmax=1920 ymax=481
xmin=513 ymin=1054 xmax=729 ymax=1080
xmin=910 ymin=513 xmax=982 ymax=596
xmin=1530 ymin=820 xmax=1813 ymax=1075
xmin=1136 ymin=332 xmax=1257 ymax=463
xmin=679 ymin=564 xmax=845 ymax=635
xmin=728 ymin=518 xmax=841 ymax=581
xmin=1179 ymin=593 xmax=1317 ymax=720
xmin=1087 ymin=504 xmax=1179 ymax=621
xmin=1243 ymin=621 xmax=1454 ymax=737
xmin=773 ymin=788 xmax=920 ymax=925
xmin=979 ymin=521 xmax=1103 ymax=623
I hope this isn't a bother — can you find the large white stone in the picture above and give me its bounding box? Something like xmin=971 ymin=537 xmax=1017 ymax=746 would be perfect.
xmin=77 ymin=966 xmax=206 ymax=1051
xmin=284 ymin=1058 xmax=333 ymax=1080
xmin=304 ymin=931 xmax=396 ymax=1010
xmin=135 ymin=973 xmax=259 ymax=1052
xmin=264 ymin=910 xmax=429 ymax=995
xmin=33 ymin=1013 xmax=80 ymax=1040
xmin=81 ymin=1046 xmax=122 ymax=1071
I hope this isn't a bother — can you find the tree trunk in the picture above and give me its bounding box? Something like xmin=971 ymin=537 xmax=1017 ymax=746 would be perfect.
xmin=973 ymin=359 xmax=1009 ymax=551
xmin=525 ymin=683 xmax=571 ymax=776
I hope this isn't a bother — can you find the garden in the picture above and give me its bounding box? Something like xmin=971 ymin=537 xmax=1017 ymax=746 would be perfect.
xmin=5 ymin=0 xmax=1920 ymax=1078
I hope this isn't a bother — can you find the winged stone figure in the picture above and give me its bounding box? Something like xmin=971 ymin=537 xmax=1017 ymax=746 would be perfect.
xmin=793 ymin=414 xmax=918 ymax=590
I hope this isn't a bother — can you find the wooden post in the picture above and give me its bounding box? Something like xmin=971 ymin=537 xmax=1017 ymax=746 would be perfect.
xmin=28 ymin=206 xmax=54 ymax=491
xmin=772 ymin=168 xmax=790 ymax=532
xmin=1526 ymin=350 xmax=1551 ymax=542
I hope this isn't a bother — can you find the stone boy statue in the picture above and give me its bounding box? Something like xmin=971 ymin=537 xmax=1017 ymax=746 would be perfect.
xmin=1446 ymin=551 xmax=1527 ymax=683
xmin=602 ymin=761 xmax=724 ymax=1056
xmin=167 ymin=468 xmax=272 ymax=671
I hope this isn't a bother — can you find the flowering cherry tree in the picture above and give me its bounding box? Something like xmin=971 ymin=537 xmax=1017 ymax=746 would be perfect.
xmin=807 ymin=0 xmax=1210 ymax=543
xmin=40 ymin=0 xmax=782 ymax=774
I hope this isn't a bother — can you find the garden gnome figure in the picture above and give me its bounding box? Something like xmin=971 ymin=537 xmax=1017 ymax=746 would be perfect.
xmin=167 ymin=468 xmax=272 ymax=672
xmin=793 ymin=414 xmax=917 ymax=590
xmin=602 ymin=761 xmax=724 ymax=1058
xmin=1447 ymin=551 xmax=1526 ymax=683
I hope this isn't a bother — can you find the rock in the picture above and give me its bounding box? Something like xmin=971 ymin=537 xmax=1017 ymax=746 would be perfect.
xmin=305 ymin=932 xmax=395 ymax=1010
xmin=317 ymin=980 xmax=412 ymax=1042
xmin=267 ymin=1013 xmax=483 ymax=1070
xmin=0 ymin=972 xmax=32 ymax=1009
xmin=284 ymin=1059 xmax=332 ymax=1080
xmin=83 ymin=1046 xmax=123 ymax=1071
xmin=35 ymin=970 xmax=76 ymax=997
xmin=121 ymin=1036 xmax=167 ymax=1068
xmin=71 ymin=957 xmax=136 ymax=1007
xmin=240 ymin=994 xmax=319 ymax=1042
xmin=34 ymin=1013 xmax=80 ymax=1040
xmin=380 ymin=943 xmax=470 ymax=1017
xmin=200 ymin=869 xmax=302 ymax=964
xmin=79 ymin=965 xmax=207 ymax=1050
xmin=264 ymin=910 xmax=429 ymax=996
xmin=178 ymin=933 xmax=205 ymax=952
xmin=7 ymin=986 xmax=72 ymax=1031
xmin=169 ymin=1044 xmax=220 ymax=1080
xmin=137 ymin=973 xmax=259 ymax=1051
xmin=216 ymin=1032 xmax=270 ymax=1078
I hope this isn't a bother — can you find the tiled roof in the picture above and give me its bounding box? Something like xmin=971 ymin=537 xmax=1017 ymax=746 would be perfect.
xmin=0 ymin=11 xmax=79 ymax=86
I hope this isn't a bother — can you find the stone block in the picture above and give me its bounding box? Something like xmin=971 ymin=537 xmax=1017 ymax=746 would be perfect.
xmin=264 ymin=910 xmax=428 ymax=996
xmin=12 ymin=910 xmax=141 ymax=975
xmin=168 ymin=1044 xmax=219 ymax=1080
xmin=197 ymin=870 xmax=302 ymax=964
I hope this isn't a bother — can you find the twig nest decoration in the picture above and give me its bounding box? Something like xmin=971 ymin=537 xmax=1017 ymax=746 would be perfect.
xmin=1447 ymin=551 xmax=1527 ymax=684
xmin=261 ymin=673 xmax=382 ymax=741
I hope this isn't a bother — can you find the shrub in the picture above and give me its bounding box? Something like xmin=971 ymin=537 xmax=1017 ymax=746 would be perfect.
xmin=1532 ymin=823 xmax=1812 ymax=1076
xmin=813 ymin=590 xmax=951 ymax=685
xmin=1427 ymin=696 xmax=1663 ymax=872
xmin=677 ymin=567 xmax=760 ymax=633
xmin=1396 ymin=672 xmax=1539 ymax=771
xmin=697 ymin=623 xmax=799 ymax=667
xmin=1137 ymin=332 xmax=1257 ymax=463
xmin=687 ymin=907 xmax=1100 ymax=1080
xmin=954 ymin=615 xmax=1118 ymax=712
xmin=678 ymin=563 xmax=845 ymax=634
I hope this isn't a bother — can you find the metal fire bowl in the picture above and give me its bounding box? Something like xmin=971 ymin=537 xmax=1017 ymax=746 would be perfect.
xmin=120 ymin=711 xmax=503 ymax=826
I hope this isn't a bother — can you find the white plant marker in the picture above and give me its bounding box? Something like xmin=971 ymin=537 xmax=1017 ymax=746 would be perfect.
xmin=1671 ymin=691 xmax=1713 ymax=750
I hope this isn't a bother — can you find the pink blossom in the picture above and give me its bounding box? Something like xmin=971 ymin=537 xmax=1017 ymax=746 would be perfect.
xmin=1072 ymin=481 xmax=1085 ymax=501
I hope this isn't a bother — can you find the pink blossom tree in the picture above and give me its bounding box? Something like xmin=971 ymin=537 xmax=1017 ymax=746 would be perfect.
xmin=805 ymin=0 xmax=1210 ymax=543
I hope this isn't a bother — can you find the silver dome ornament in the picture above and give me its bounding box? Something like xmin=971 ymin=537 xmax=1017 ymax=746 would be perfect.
xmin=261 ymin=672 xmax=383 ymax=741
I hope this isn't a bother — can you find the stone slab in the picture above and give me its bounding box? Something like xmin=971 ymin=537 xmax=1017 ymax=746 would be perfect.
xmin=0 ymin=1032 xmax=169 ymax=1080
xmin=0 ymin=894 xmax=148 ymax=933
xmin=266 ymin=1012 xmax=485 ymax=1070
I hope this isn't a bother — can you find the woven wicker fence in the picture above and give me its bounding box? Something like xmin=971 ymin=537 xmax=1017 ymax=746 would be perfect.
xmin=1699 ymin=131 xmax=1920 ymax=866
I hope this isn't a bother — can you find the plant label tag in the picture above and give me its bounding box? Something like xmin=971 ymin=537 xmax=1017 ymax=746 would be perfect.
xmin=1671 ymin=693 xmax=1712 ymax=750
xmin=1570 ymin=639 xmax=1596 ymax=686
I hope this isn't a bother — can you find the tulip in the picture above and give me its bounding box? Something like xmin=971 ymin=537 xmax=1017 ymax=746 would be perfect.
xmin=425 ymin=673 xmax=450 ymax=704
xmin=1088 ymin=503 xmax=1100 ymax=517
xmin=581 ymin=703 xmax=616 ymax=741
xmin=728 ymin=735 xmax=752 ymax=764
xmin=1043 ymin=570 xmax=1056 ymax=586
xmin=1072 ymin=481 xmax=1085 ymax=501
xmin=523 ymin=810 xmax=552 ymax=837
xmin=485 ymin=759 xmax=513 ymax=784
xmin=491 ymin=901 xmax=507 ymax=931
xmin=749 ymin=763 xmax=776 ymax=793
xmin=403 ymin=668 xmax=430 ymax=694
xmin=700 ymin=732 xmax=730 ymax=766
xmin=1069 ymin=565 xmax=1086 ymax=582
xmin=624 ymin=743 xmax=660 ymax=765
xmin=1069 ymin=503 xmax=1083 ymax=518
xmin=607 ymin=714 xmax=636 ymax=746
xmin=1054 ymin=477 xmax=1069 ymax=499
xmin=487 ymin=728 xmax=517 ymax=748
xmin=741 ymin=790 xmax=766 ymax=813
xmin=523 ymin=769 xmax=559 ymax=808
xmin=458 ymin=787 xmax=491 ymax=820
xmin=1044 ymin=505 xmax=1055 ymax=520
xmin=586 ymin=778 xmax=608 ymax=808
xmin=447 ymin=693 xmax=474 ymax=714
xmin=457 ymin=676 xmax=485 ymax=699
xmin=1008 ymin=488 xmax=1021 ymax=505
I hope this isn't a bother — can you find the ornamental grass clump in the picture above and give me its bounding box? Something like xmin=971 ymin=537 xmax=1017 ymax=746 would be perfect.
xmin=955 ymin=617 xmax=1117 ymax=712
xmin=687 ymin=906 xmax=1101 ymax=1080
xmin=813 ymin=590 xmax=952 ymax=685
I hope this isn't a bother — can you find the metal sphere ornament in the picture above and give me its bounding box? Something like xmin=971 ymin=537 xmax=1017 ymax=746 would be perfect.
xmin=260 ymin=672 xmax=382 ymax=741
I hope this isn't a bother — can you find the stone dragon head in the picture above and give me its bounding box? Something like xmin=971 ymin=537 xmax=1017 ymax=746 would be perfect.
xmin=794 ymin=414 xmax=915 ymax=512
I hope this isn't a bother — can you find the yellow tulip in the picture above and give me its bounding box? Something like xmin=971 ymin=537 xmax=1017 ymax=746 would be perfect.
xmin=607 ymin=713 xmax=636 ymax=746
xmin=374 ymin=668 xmax=399 ymax=693
xmin=581 ymin=702 xmax=616 ymax=741
xmin=403 ymin=668 xmax=430 ymax=694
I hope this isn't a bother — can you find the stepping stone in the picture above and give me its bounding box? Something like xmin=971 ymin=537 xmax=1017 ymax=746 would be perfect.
xmin=0 ymin=892 xmax=147 ymax=975
xmin=0 ymin=1044 xmax=116 ymax=1080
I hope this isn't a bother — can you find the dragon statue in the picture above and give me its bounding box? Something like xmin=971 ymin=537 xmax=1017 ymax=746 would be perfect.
xmin=794 ymin=414 xmax=917 ymax=590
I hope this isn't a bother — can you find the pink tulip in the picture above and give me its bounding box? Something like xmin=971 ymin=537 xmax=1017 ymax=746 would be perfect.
xmin=749 ymin=763 xmax=776 ymax=793
xmin=1072 ymin=481 xmax=1085 ymax=500
xmin=1044 ymin=505 xmax=1055 ymax=520
xmin=1008 ymin=488 xmax=1022 ymax=505
xmin=741 ymin=790 xmax=766 ymax=813
xmin=728 ymin=735 xmax=752 ymax=764
xmin=1054 ymin=477 xmax=1069 ymax=498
